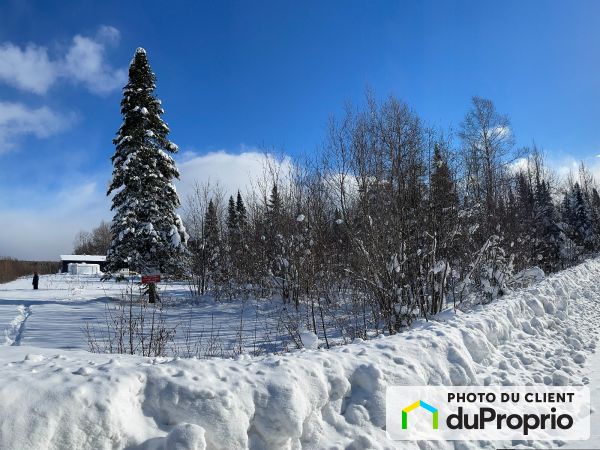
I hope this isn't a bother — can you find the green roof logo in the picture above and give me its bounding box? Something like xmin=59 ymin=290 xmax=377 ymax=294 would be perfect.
xmin=402 ymin=400 xmax=439 ymax=429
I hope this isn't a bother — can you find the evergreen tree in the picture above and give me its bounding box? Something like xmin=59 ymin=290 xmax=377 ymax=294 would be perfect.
xmin=429 ymin=145 xmax=458 ymax=246
xmin=227 ymin=196 xmax=237 ymax=233
xmin=428 ymin=145 xmax=459 ymax=313
xmin=570 ymin=183 xmax=594 ymax=250
xmin=267 ymin=184 xmax=282 ymax=230
xmin=265 ymin=184 xmax=289 ymax=300
xmin=226 ymin=195 xmax=240 ymax=252
xmin=224 ymin=192 xmax=249 ymax=286
xmin=561 ymin=190 xmax=573 ymax=230
xmin=266 ymin=184 xmax=283 ymax=265
xmin=533 ymin=180 xmax=561 ymax=272
xmin=560 ymin=189 xmax=580 ymax=265
xmin=236 ymin=191 xmax=247 ymax=230
xmin=106 ymin=48 xmax=188 ymax=288
xmin=227 ymin=191 xmax=248 ymax=248
xmin=512 ymin=172 xmax=535 ymax=268
xmin=234 ymin=191 xmax=249 ymax=280
xmin=203 ymin=199 xmax=221 ymax=284
xmin=589 ymin=188 xmax=600 ymax=248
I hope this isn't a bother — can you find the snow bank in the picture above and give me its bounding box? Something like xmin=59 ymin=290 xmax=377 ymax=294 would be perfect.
xmin=1 ymin=259 xmax=599 ymax=449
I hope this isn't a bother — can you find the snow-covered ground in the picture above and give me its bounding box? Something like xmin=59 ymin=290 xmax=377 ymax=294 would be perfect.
xmin=0 ymin=259 xmax=599 ymax=449
xmin=0 ymin=274 xmax=296 ymax=355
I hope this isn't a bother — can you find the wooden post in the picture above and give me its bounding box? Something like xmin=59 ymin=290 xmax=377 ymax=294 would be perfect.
xmin=148 ymin=282 xmax=157 ymax=303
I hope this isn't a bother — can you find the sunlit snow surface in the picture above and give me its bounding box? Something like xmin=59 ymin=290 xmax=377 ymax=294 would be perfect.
xmin=0 ymin=274 xmax=293 ymax=355
xmin=0 ymin=260 xmax=599 ymax=449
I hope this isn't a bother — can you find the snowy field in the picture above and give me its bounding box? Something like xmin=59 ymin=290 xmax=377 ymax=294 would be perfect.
xmin=0 ymin=259 xmax=599 ymax=449
xmin=0 ymin=274 xmax=298 ymax=355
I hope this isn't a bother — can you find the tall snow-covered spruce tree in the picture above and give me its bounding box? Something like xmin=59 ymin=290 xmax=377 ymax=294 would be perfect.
xmin=106 ymin=48 xmax=188 ymax=295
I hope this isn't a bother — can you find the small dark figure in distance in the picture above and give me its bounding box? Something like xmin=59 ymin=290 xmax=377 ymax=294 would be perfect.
xmin=32 ymin=272 xmax=39 ymax=290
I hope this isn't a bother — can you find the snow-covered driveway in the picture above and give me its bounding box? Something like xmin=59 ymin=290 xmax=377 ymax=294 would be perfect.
xmin=0 ymin=259 xmax=599 ymax=449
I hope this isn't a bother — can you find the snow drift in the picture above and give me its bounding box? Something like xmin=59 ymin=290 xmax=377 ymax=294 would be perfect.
xmin=0 ymin=258 xmax=599 ymax=449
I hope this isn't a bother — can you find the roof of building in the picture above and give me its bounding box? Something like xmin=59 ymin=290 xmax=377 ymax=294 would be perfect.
xmin=60 ymin=255 xmax=107 ymax=262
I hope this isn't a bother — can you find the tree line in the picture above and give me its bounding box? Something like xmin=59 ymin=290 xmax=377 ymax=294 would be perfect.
xmin=180 ymin=93 xmax=600 ymax=337
xmin=0 ymin=258 xmax=59 ymax=284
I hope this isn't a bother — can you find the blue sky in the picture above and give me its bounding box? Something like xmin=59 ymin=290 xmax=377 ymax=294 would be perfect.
xmin=1 ymin=0 xmax=600 ymax=259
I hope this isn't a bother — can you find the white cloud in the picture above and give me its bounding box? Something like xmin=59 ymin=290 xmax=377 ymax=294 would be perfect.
xmin=63 ymin=27 xmax=127 ymax=94
xmin=509 ymin=157 xmax=529 ymax=173
xmin=551 ymin=156 xmax=600 ymax=184
xmin=0 ymin=26 xmax=122 ymax=151
xmin=553 ymin=158 xmax=580 ymax=180
xmin=0 ymin=101 xmax=74 ymax=153
xmin=96 ymin=25 xmax=121 ymax=46
xmin=0 ymin=182 xmax=111 ymax=260
xmin=0 ymin=43 xmax=57 ymax=94
xmin=176 ymin=150 xmax=293 ymax=201
xmin=0 ymin=26 xmax=126 ymax=95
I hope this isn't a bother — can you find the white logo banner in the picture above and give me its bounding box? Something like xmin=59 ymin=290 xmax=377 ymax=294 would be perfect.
xmin=386 ymin=386 xmax=590 ymax=441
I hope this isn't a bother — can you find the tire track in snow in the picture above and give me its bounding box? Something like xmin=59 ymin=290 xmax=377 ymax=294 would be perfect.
xmin=3 ymin=305 xmax=31 ymax=346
